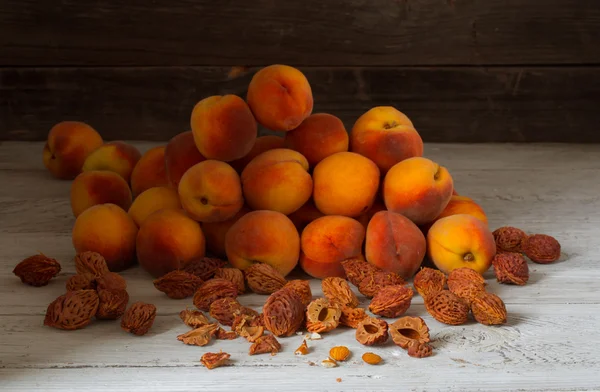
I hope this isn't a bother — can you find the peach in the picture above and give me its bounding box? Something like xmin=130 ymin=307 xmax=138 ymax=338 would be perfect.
xmin=284 ymin=113 xmax=349 ymax=167
xmin=383 ymin=157 xmax=453 ymax=225
xmin=42 ymin=121 xmax=104 ymax=180
xmin=136 ymin=209 xmax=206 ymax=278
xmin=230 ymin=135 xmax=285 ymax=173
xmin=427 ymin=214 xmax=496 ymax=275
xmin=299 ymin=215 xmax=365 ymax=279
xmin=365 ymin=211 xmax=426 ymax=279
xmin=202 ymin=206 xmax=250 ymax=258
xmin=178 ymin=160 xmax=244 ymax=222
xmin=246 ymin=64 xmax=313 ymax=131
xmin=70 ymin=171 xmax=132 ymax=218
xmin=82 ymin=141 xmax=141 ymax=183
xmin=225 ymin=210 xmax=299 ymax=276
xmin=350 ymin=106 xmax=423 ymax=173
xmin=438 ymin=195 xmax=487 ymax=224
xmin=130 ymin=146 xmax=168 ymax=197
xmin=190 ymin=95 xmax=257 ymax=161
xmin=313 ymin=151 xmax=380 ymax=217
xmin=287 ymin=200 xmax=325 ymax=234
xmin=164 ymin=131 xmax=205 ymax=188
xmin=72 ymin=203 xmax=138 ymax=271
xmin=241 ymin=148 xmax=312 ymax=215
xmin=128 ymin=186 xmax=181 ymax=227
xmin=422 ymin=195 xmax=488 ymax=234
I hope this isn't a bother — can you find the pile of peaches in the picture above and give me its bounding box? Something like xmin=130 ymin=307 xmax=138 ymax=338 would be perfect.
xmin=42 ymin=64 xmax=493 ymax=281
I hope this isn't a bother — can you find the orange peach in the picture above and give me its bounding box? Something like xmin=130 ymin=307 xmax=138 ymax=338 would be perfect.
xmin=246 ymin=64 xmax=313 ymax=131
xmin=72 ymin=203 xmax=138 ymax=271
xmin=164 ymin=131 xmax=205 ymax=188
xmin=128 ymin=186 xmax=181 ymax=227
xmin=438 ymin=195 xmax=487 ymax=224
xmin=130 ymin=146 xmax=168 ymax=197
xmin=427 ymin=214 xmax=496 ymax=275
xmin=225 ymin=210 xmax=299 ymax=276
xmin=422 ymin=195 xmax=488 ymax=234
xmin=365 ymin=211 xmax=426 ymax=279
xmin=82 ymin=141 xmax=141 ymax=183
xmin=70 ymin=171 xmax=132 ymax=218
xmin=299 ymin=215 xmax=365 ymax=279
xmin=42 ymin=121 xmax=104 ymax=180
xmin=190 ymin=95 xmax=257 ymax=161
xmin=202 ymin=206 xmax=250 ymax=258
xmin=229 ymin=135 xmax=285 ymax=173
xmin=284 ymin=113 xmax=349 ymax=167
xmin=313 ymin=151 xmax=380 ymax=217
xmin=350 ymin=106 xmax=423 ymax=173
xmin=287 ymin=200 xmax=325 ymax=234
xmin=383 ymin=157 xmax=454 ymax=225
xmin=241 ymin=148 xmax=312 ymax=215
xmin=178 ymin=160 xmax=244 ymax=222
xmin=136 ymin=208 xmax=206 ymax=278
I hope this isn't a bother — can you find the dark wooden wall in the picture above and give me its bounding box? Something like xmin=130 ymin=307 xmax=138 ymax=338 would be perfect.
xmin=1 ymin=0 xmax=599 ymax=142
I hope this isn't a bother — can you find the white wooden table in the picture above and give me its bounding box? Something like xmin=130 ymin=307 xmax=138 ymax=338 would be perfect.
xmin=1 ymin=141 xmax=599 ymax=392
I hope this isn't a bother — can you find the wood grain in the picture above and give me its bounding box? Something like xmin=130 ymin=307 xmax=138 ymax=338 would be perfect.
xmin=2 ymin=367 xmax=600 ymax=392
xmin=1 ymin=142 xmax=600 ymax=391
xmin=1 ymin=0 xmax=599 ymax=66
xmin=2 ymin=67 xmax=600 ymax=142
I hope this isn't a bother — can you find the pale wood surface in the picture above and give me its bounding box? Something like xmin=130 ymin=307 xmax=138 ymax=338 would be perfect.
xmin=1 ymin=142 xmax=599 ymax=392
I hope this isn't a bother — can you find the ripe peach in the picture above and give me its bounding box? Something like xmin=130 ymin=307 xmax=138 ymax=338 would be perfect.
xmin=299 ymin=215 xmax=365 ymax=279
xmin=284 ymin=113 xmax=349 ymax=167
xmin=230 ymin=135 xmax=285 ymax=173
xmin=287 ymin=200 xmax=325 ymax=234
xmin=313 ymin=152 xmax=380 ymax=217
xmin=246 ymin=64 xmax=313 ymax=131
xmin=136 ymin=209 xmax=206 ymax=278
xmin=190 ymin=95 xmax=257 ymax=161
xmin=427 ymin=214 xmax=496 ymax=275
xmin=241 ymin=148 xmax=312 ymax=215
xmin=421 ymin=195 xmax=488 ymax=234
xmin=130 ymin=146 xmax=168 ymax=197
xmin=383 ymin=157 xmax=453 ymax=225
xmin=72 ymin=203 xmax=138 ymax=271
xmin=350 ymin=106 xmax=423 ymax=173
xmin=202 ymin=206 xmax=250 ymax=258
xmin=128 ymin=186 xmax=181 ymax=227
xmin=42 ymin=121 xmax=103 ymax=180
xmin=82 ymin=141 xmax=141 ymax=183
xmin=178 ymin=160 xmax=244 ymax=222
xmin=365 ymin=211 xmax=426 ymax=279
xmin=70 ymin=171 xmax=132 ymax=218
xmin=225 ymin=210 xmax=299 ymax=276
xmin=164 ymin=131 xmax=205 ymax=188
xmin=436 ymin=195 xmax=487 ymax=225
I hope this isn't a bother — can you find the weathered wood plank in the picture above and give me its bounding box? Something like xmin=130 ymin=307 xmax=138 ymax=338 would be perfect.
xmin=2 ymin=67 xmax=600 ymax=142
xmin=1 ymin=304 xmax=599 ymax=391
xmin=1 ymin=142 xmax=600 ymax=391
xmin=1 ymin=0 xmax=599 ymax=66
xmin=2 ymin=367 xmax=599 ymax=392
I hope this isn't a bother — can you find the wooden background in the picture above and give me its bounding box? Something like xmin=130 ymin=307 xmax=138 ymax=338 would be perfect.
xmin=1 ymin=0 xmax=599 ymax=142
